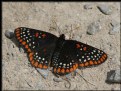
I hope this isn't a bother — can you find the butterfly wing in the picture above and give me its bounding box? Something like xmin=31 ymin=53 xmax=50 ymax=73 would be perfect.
xmin=14 ymin=27 xmax=58 ymax=69
xmin=72 ymin=40 xmax=107 ymax=67
xmin=52 ymin=39 xmax=107 ymax=75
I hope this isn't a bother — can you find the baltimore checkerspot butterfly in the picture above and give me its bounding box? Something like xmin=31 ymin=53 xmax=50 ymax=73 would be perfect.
xmin=14 ymin=27 xmax=107 ymax=76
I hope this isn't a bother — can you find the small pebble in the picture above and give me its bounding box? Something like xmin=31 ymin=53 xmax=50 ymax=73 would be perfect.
xmin=106 ymin=69 xmax=121 ymax=83
xmin=109 ymin=20 xmax=120 ymax=35
xmin=5 ymin=30 xmax=14 ymax=39
xmin=53 ymin=77 xmax=63 ymax=82
xmin=97 ymin=5 xmax=113 ymax=15
xmin=87 ymin=21 xmax=101 ymax=35
xmin=84 ymin=4 xmax=93 ymax=9
xmin=19 ymin=47 xmax=25 ymax=53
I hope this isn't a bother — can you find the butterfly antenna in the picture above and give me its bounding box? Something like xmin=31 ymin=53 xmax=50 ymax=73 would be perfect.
xmin=75 ymin=71 xmax=95 ymax=86
xmin=52 ymin=20 xmax=61 ymax=33
xmin=70 ymin=24 xmax=73 ymax=39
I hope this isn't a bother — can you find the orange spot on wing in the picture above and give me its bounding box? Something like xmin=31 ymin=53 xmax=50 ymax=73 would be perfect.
xmin=16 ymin=30 xmax=20 ymax=33
xmin=29 ymin=52 xmax=33 ymax=57
xmin=79 ymin=63 xmax=84 ymax=67
xmin=27 ymin=48 xmax=31 ymax=52
xmin=38 ymin=64 xmax=42 ymax=68
xmin=17 ymin=37 xmax=20 ymax=40
xmin=102 ymin=55 xmax=105 ymax=60
xmin=31 ymin=60 xmax=35 ymax=65
xmin=42 ymin=34 xmax=46 ymax=38
xmin=57 ymin=68 xmax=61 ymax=73
xmin=98 ymin=60 xmax=101 ymax=64
xmin=100 ymin=58 xmax=104 ymax=62
xmin=35 ymin=32 xmax=39 ymax=37
xmin=103 ymin=54 xmax=107 ymax=58
xmin=84 ymin=62 xmax=89 ymax=66
xmin=76 ymin=44 xmax=81 ymax=48
xmin=66 ymin=69 xmax=70 ymax=73
xmin=16 ymin=34 xmax=20 ymax=37
xmin=89 ymin=60 xmax=94 ymax=65
xmin=94 ymin=61 xmax=97 ymax=64
xmin=22 ymin=41 xmax=26 ymax=45
xmin=73 ymin=65 xmax=77 ymax=70
xmin=83 ymin=47 xmax=87 ymax=51
xmin=29 ymin=57 xmax=33 ymax=61
xmin=43 ymin=65 xmax=48 ymax=69
xmin=15 ymin=29 xmax=20 ymax=33
xmin=61 ymin=68 xmax=65 ymax=73
xmin=19 ymin=39 xmax=23 ymax=42
xmin=54 ymin=68 xmax=57 ymax=73
xmin=70 ymin=68 xmax=73 ymax=72
xmin=75 ymin=63 xmax=78 ymax=68
xmin=25 ymin=45 xmax=29 ymax=49
xmin=34 ymin=61 xmax=39 ymax=67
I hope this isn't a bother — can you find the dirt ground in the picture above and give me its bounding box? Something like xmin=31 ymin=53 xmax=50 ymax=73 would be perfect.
xmin=2 ymin=2 xmax=120 ymax=90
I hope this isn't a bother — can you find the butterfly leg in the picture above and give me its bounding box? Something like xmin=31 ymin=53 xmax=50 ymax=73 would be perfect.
xmin=75 ymin=70 xmax=95 ymax=86
xmin=62 ymin=76 xmax=71 ymax=89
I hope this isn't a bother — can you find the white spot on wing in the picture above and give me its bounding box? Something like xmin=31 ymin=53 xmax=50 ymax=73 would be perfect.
xmin=39 ymin=57 xmax=41 ymax=59
xmin=79 ymin=59 xmax=81 ymax=62
xmin=42 ymin=58 xmax=45 ymax=60
xmin=84 ymin=59 xmax=86 ymax=62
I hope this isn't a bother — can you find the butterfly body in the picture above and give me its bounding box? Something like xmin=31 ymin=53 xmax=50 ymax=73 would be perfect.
xmin=14 ymin=27 xmax=107 ymax=75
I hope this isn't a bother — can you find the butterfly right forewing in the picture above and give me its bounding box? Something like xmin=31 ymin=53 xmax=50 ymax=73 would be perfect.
xmin=74 ymin=41 xmax=107 ymax=68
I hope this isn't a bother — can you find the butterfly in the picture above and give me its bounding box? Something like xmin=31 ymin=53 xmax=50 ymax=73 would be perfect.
xmin=14 ymin=27 xmax=107 ymax=76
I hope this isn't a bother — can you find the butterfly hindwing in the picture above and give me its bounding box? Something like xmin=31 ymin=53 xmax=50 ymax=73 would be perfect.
xmin=73 ymin=41 xmax=107 ymax=68
xmin=52 ymin=35 xmax=79 ymax=75
xmin=14 ymin=27 xmax=58 ymax=69
xmin=52 ymin=36 xmax=107 ymax=75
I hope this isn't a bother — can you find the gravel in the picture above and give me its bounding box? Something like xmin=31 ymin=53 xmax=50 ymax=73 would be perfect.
xmin=106 ymin=69 xmax=121 ymax=83
xmin=109 ymin=20 xmax=120 ymax=35
xmin=53 ymin=77 xmax=63 ymax=82
xmin=87 ymin=21 xmax=101 ymax=35
xmin=97 ymin=5 xmax=113 ymax=15
xmin=84 ymin=4 xmax=93 ymax=9
xmin=5 ymin=30 xmax=14 ymax=39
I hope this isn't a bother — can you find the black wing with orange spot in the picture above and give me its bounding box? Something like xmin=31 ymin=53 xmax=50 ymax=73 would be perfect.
xmin=14 ymin=27 xmax=58 ymax=69
xmin=51 ymin=37 xmax=107 ymax=75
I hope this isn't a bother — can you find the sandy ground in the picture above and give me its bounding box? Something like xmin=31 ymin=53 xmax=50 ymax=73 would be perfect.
xmin=2 ymin=2 xmax=120 ymax=90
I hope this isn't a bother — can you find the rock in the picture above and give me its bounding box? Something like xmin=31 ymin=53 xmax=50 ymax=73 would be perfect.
xmin=19 ymin=47 xmax=25 ymax=53
xmin=53 ymin=77 xmax=63 ymax=82
xmin=84 ymin=4 xmax=93 ymax=9
xmin=97 ymin=5 xmax=113 ymax=15
xmin=106 ymin=69 xmax=121 ymax=83
xmin=5 ymin=30 xmax=14 ymax=39
xmin=109 ymin=20 xmax=120 ymax=35
xmin=87 ymin=21 xmax=101 ymax=35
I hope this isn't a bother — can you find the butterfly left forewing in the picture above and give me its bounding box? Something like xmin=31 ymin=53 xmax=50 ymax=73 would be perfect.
xmin=14 ymin=27 xmax=58 ymax=52
xmin=14 ymin=27 xmax=58 ymax=69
